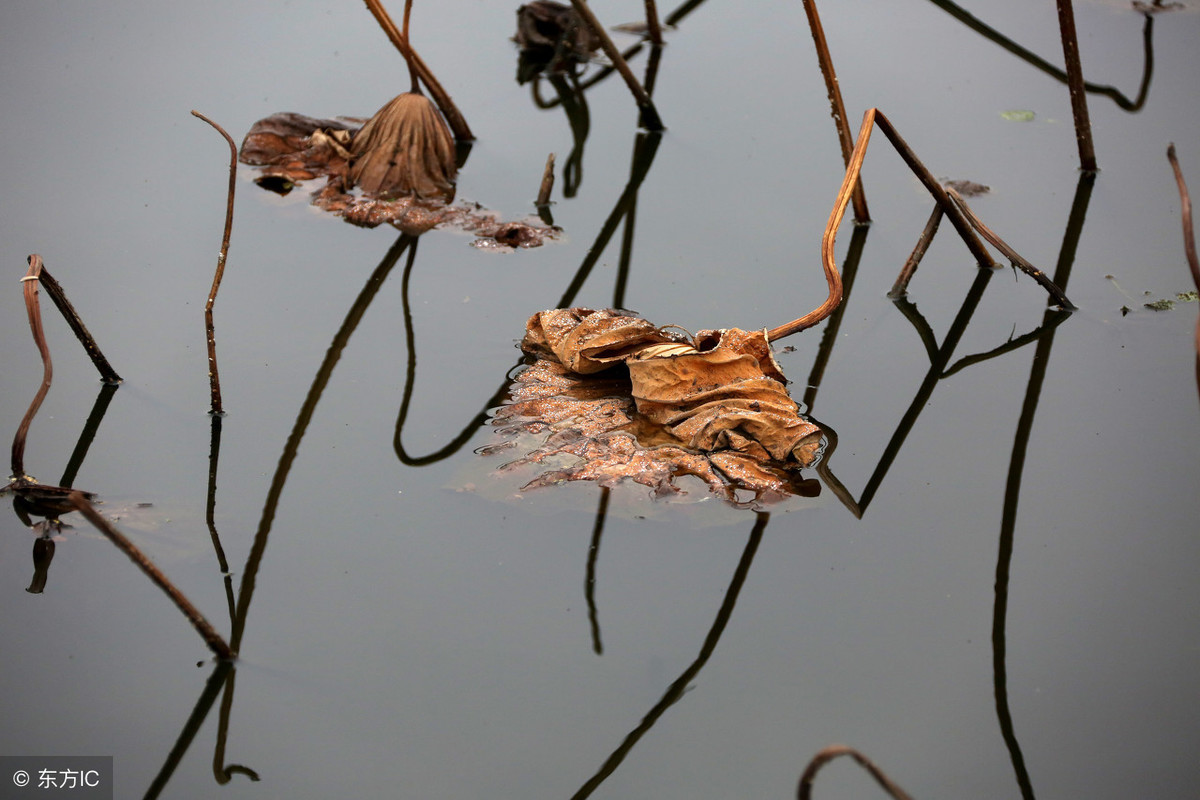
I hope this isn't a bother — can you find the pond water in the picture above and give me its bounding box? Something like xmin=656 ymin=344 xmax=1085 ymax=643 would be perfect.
xmin=2 ymin=1 xmax=1199 ymax=798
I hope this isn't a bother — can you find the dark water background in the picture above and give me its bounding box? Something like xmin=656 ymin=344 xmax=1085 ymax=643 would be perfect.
xmin=2 ymin=1 xmax=1199 ymax=797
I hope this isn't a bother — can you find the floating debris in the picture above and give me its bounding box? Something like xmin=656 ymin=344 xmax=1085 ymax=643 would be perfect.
xmin=486 ymin=308 xmax=823 ymax=506
xmin=1000 ymin=110 xmax=1036 ymax=122
xmin=240 ymin=113 xmax=559 ymax=245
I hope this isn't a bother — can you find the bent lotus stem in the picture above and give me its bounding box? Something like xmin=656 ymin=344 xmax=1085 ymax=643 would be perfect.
xmin=767 ymin=108 xmax=1068 ymax=342
xmin=12 ymin=257 xmax=54 ymax=480
xmin=1166 ymin=144 xmax=1199 ymax=386
xmin=796 ymin=744 xmax=914 ymax=800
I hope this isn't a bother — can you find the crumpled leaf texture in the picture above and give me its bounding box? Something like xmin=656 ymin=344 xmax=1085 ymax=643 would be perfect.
xmin=489 ymin=308 xmax=823 ymax=504
xmin=238 ymin=112 xmax=559 ymax=246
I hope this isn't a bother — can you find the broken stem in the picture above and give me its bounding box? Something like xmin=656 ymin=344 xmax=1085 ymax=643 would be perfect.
xmin=537 ymin=152 xmax=557 ymax=207
xmin=890 ymin=205 xmax=944 ymax=297
xmin=767 ymin=108 xmax=1004 ymax=341
xmin=801 ymin=0 xmax=869 ymax=222
xmin=870 ymin=111 xmax=996 ymax=268
xmin=12 ymin=257 xmax=54 ymax=480
xmin=30 ymin=258 xmax=122 ymax=384
xmin=568 ymin=0 xmax=665 ymax=131
xmin=947 ymin=188 xmax=1075 ymax=308
xmin=192 ymin=110 xmax=237 ymax=416
xmin=643 ymin=0 xmax=664 ymax=46
xmin=1056 ymin=0 xmax=1098 ymax=172
xmin=69 ymin=491 xmax=234 ymax=661
xmin=362 ymin=0 xmax=474 ymax=141
xmin=796 ymin=745 xmax=914 ymax=800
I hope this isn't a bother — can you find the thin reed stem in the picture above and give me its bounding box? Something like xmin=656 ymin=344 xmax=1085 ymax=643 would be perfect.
xmin=890 ymin=205 xmax=943 ymax=297
xmin=31 ymin=258 xmax=121 ymax=383
xmin=402 ymin=0 xmax=419 ymax=94
xmin=1056 ymin=0 xmax=1098 ymax=171
xmin=946 ymin=188 xmax=1075 ymax=308
xmin=643 ymin=0 xmax=663 ymax=45
xmin=1166 ymin=143 xmax=1200 ymax=389
xmin=362 ymin=0 xmax=474 ymax=140
xmin=192 ymin=110 xmax=238 ymax=416
xmin=1167 ymin=145 xmax=1199 ymax=290
xmin=801 ymin=0 xmax=869 ymax=222
xmin=69 ymin=491 xmax=234 ymax=660
xmin=568 ymin=0 xmax=665 ymax=130
xmin=767 ymin=108 xmax=1007 ymax=341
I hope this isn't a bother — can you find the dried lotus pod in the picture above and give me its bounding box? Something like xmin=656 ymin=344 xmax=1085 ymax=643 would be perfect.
xmin=346 ymin=92 xmax=456 ymax=201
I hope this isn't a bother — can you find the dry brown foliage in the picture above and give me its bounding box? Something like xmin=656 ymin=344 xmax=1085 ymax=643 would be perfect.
xmin=485 ymin=308 xmax=824 ymax=505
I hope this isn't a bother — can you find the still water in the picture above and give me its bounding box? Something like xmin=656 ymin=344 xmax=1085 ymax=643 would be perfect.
xmin=2 ymin=1 xmax=1198 ymax=797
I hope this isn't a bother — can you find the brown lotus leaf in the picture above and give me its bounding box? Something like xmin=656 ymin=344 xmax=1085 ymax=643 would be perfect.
xmin=487 ymin=357 xmax=819 ymax=504
xmin=481 ymin=309 xmax=824 ymax=505
xmin=239 ymin=112 xmax=357 ymax=192
xmin=626 ymin=328 xmax=822 ymax=465
xmin=521 ymin=308 xmax=822 ymax=465
xmin=515 ymin=1 xmax=599 ymax=55
xmin=239 ymin=111 xmax=559 ymax=246
xmin=523 ymin=307 xmax=687 ymax=374
xmin=346 ymin=92 xmax=457 ymax=202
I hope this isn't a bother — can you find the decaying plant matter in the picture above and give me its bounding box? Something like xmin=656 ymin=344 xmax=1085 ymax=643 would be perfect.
xmin=234 ymin=0 xmax=558 ymax=242
xmin=345 ymin=92 xmax=456 ymax=201
xmin=485 ymin=308 xmax=823 ymax=505
xmin=239 ymin=113 xmax=558 ymax=245
xmin=515 ymin=1 xmax=602 ymax=81
xmin=484 ymin=107 xmax=1072 ymax=504
xmin=4 ymin=255 xmax=113 ymax=515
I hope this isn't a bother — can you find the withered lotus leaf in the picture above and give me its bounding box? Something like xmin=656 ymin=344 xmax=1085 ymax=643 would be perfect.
xmin=239 ymin=112 xmax=558 ymax=245
xmin=346 ymin=92 xmax=457 ymax=202
xmin=240 ymin=112 xmax=357 ymax=191
xmin=485 ymin=309 xmax=824 ymax=505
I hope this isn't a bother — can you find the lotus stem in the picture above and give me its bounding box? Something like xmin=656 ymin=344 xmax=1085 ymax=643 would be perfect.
xmin=568 ymin=0 xmax=665 ymax=130
xmin=797 ymin=744 xmax=914 ymax=800
xmin=362 ymin=0 xmax=474 ymax=141
xmin=801 ymin=0 xmax=869 ymax=222
xmin=70 ymin=491 xmax=234 ymax=660
xmin=192 ymin=110 xmax=238 ymax=416
xmin=537 ymin=152 xmax=556 ymax=206
xmin=1056 ymin=0 xmax=1098 ymax=172
xmin=30 ymin=258 xmax=121 ymax=383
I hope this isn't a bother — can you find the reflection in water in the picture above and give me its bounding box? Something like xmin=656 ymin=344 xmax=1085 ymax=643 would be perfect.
xmin=992 ymin=170 xmax=1095 ymax=800
xmin=556 ymin=131 xmax=661 ymax=308
xmin=585 ymin=486 xmax=609 ymax=655
xmin=394 ymin=244 xmax=521 ymax=467
xmin=8 ymin=381 xmax=120 ymax=593
xmin=394 ymin=125 xmax=663 ymax=468
xmin=927 ymin=0 xmax=1157 ymax=112
xmin=571 ymin=511 xmax=768 ymax=799
xmin=146 ymin=233 xmax=416 ymax=797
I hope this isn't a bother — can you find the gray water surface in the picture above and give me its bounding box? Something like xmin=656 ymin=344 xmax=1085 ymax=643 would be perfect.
xmin=2 ymin=2 xmax=1199 ymax=798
